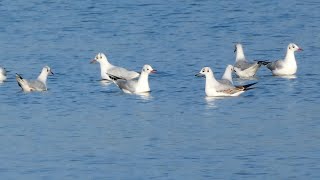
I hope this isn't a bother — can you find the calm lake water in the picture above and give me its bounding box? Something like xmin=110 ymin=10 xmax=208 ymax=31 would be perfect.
xmin=0 ymin=0 xmax=319 ymax=179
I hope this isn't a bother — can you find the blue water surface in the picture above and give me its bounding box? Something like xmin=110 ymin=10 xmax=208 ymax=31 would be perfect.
xmin=0 ymin=0 xmax=319 ymax=179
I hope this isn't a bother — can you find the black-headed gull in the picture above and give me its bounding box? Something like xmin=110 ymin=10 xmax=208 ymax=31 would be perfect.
xmin=108 ymin=64 xmax=156 ymax=94
xmin=258 ymin=43 xmax=302 ymax=76
xmin=195 ymin=67 xmax=256 ymax=97
xmin=220 ymin=65 xmax=234 ymax=85
xmin=90 ymin=53 xmax=140 ymax=81
xmin=0 ymin=66 xmax=7 ymax=82
xmin=16 ymin=66 xmax=53 ymax=92
xmin=233 ymin=43 xmax=263 ymax=78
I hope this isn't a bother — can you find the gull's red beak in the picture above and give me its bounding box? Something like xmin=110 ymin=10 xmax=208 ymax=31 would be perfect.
xmin=90 ymin=59 xmax=97 ymax=64
xmin=151 ymin=69 xmax=157 ymax=73
xmin=298 ymin=48 xmax=303 ymax=51
xmin=90 ymin=59 xmax=98 ymax=64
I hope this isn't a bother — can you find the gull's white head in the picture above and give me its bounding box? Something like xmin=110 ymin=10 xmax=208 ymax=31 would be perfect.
xmin=0 ymin=67 xmax=7 ymax=82
xmin=287 ymin=43 xmax=303 ymax=52
xmin=142 ymin=64 xmax=157 ymax=74
xmin=234 ymin=43 xmax=243 ymax=53
xmin=195 ymin=67 xmax=213 ymax=77
xmin=37 ymin=65 xmax=53 ymax=83
xmin=90 ymin=53 xmax=108 ymax=64
xmin=0 ymin=67 xmax=6 ymax=76
xmin=42 ymin=66 xmax=54 ymax=76
xmin=226 ymin=65 xmax=234 ymax=72
xmin=234 ymin=43 xmax=246 ymax=61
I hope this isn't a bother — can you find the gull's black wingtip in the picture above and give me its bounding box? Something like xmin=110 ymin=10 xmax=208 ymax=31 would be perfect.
xmin=255 ymin=60 xmax=271 ymax=66
xmin=243 ymin=82 xmax=258 ymax=90
xmin=15 ymin=73 xmax=24 ymax=79
xmin=107 ymin=73 xmax=123 ymax=81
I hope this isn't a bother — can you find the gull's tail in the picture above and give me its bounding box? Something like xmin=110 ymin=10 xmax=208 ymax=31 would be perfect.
xmin=256 ymin=60 xmax=271 ymax=66
xmin=16 ymin=73 xmax=32 ymax=92
xmin=240 ymin=82 xmax=258 ymax=91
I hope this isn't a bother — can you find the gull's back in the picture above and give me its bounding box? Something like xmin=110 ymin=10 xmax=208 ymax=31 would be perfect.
xmin=235 ymin=60 xmax=257 ymax=70
xmin=115 ymin=79 xmax=138 ymax=93
xmin=28 ymin=80 xmax=47 ymax=91
xmin=266 ymin=60 xmax=284 ymax=71
xmin=108 ymin=66 xmax=140 ymax=80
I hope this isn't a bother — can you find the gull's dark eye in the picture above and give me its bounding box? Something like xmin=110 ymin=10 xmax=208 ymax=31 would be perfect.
xmin=147 ymin=68 xmax=149 ymax=71
xmin=292 ymin=45 xmax=295 ymax=48
xmin=202 ymin=70 xmax=205 ymax=72
xmin=207 ymin=70 xmax=209 ymax=72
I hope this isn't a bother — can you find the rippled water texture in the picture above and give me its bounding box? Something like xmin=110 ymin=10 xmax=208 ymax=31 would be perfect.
xmin=0 ymin=0 xmax=319 ymax=179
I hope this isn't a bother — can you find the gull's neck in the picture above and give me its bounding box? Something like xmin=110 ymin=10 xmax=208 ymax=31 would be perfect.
xmin=37 ymin=71 xmax=48 ymax=84
xmin=236 ymin=47 xmax=246 ymax=62
xmin=136 ymin=71 xmax=150 ymax=92
xmin=99 ymin=58 xmax=112 ymax=68
xmin=99 ymin=58 xmax=113 ymax=78
xmin=284 ymin=49 xmax=296 ymax=64
xmin=221 ymin=67 xmax=233 ymax=83
xmin=205 ymin=72 xmax=219 ymax=91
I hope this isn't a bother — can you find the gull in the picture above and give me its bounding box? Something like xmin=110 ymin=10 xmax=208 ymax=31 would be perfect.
xmin=220 ymin=64 xmax=234 ymax=85
xmin=195 ymin=67 xmax=256 ymax=97
xmin=233 ymin=43 xmax=264 ymax=78
xmin=258 ymin=43 xmax=302 ymax=76
xmin=90 ymin=53 xmax=140 ymax=81
xmin=16 ymin=66 xmax=53 ymax=92
xmin=108 ymin=64 xmax=156 ymax=94
xmin=0 ymin=66 xmax=7 ymax=82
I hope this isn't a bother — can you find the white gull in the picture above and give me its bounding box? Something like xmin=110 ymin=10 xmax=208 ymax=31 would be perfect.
xmin=108 ymin=64 xmax=156 ymax=94
xmin=233 ymin=43 xmax=263 ymax=78
xmin=196 ymin=67 xmax=256 ymax=97
xmin=16 ymin=66 xmax=53 ymax=92
xmin=90 ymin=53 xmax=140 ymax=81
xmin=258 ymin=43 xmax=302 ymax=76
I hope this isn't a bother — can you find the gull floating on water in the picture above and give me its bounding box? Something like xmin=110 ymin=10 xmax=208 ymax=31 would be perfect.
xmin=90 ymin=53 xmax=140 ymax=81
xmin=220 ymin=64 xmax=234 ymax=85
xmin=0 ymin=66 xmax=7 ymax=82
xmin=16 ymin=66 xmax=53 ymax=92
xmin=233 ymin=43 xmax=264 ymax=78
xmin=196 ymin=67 xmax=256 ymax=97
xmin=258 ymin=43 xmax=302 ymax=76
xmin=108 ymin=64 xmax=156 ymax=94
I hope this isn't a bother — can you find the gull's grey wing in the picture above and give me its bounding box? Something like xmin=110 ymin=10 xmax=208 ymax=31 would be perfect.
xmin=214 ymin=81 xmax=236 ymax=92
xmin=108 ymin=66 xmax=140 ymax=80
xmin=218 ymin=88 xmax=243 ymax=94
xmin=115 ymin=79 xmax=138 ymax=93
xmin=217 ymin=82 xmax=257 ymax=94
xmin=28 ymin=80 xmax=47 ymax=91
xmin=234 ymin=60 xmax=258 ymax=71
xmin=266 ymin=60 xmax=284 ymax=71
